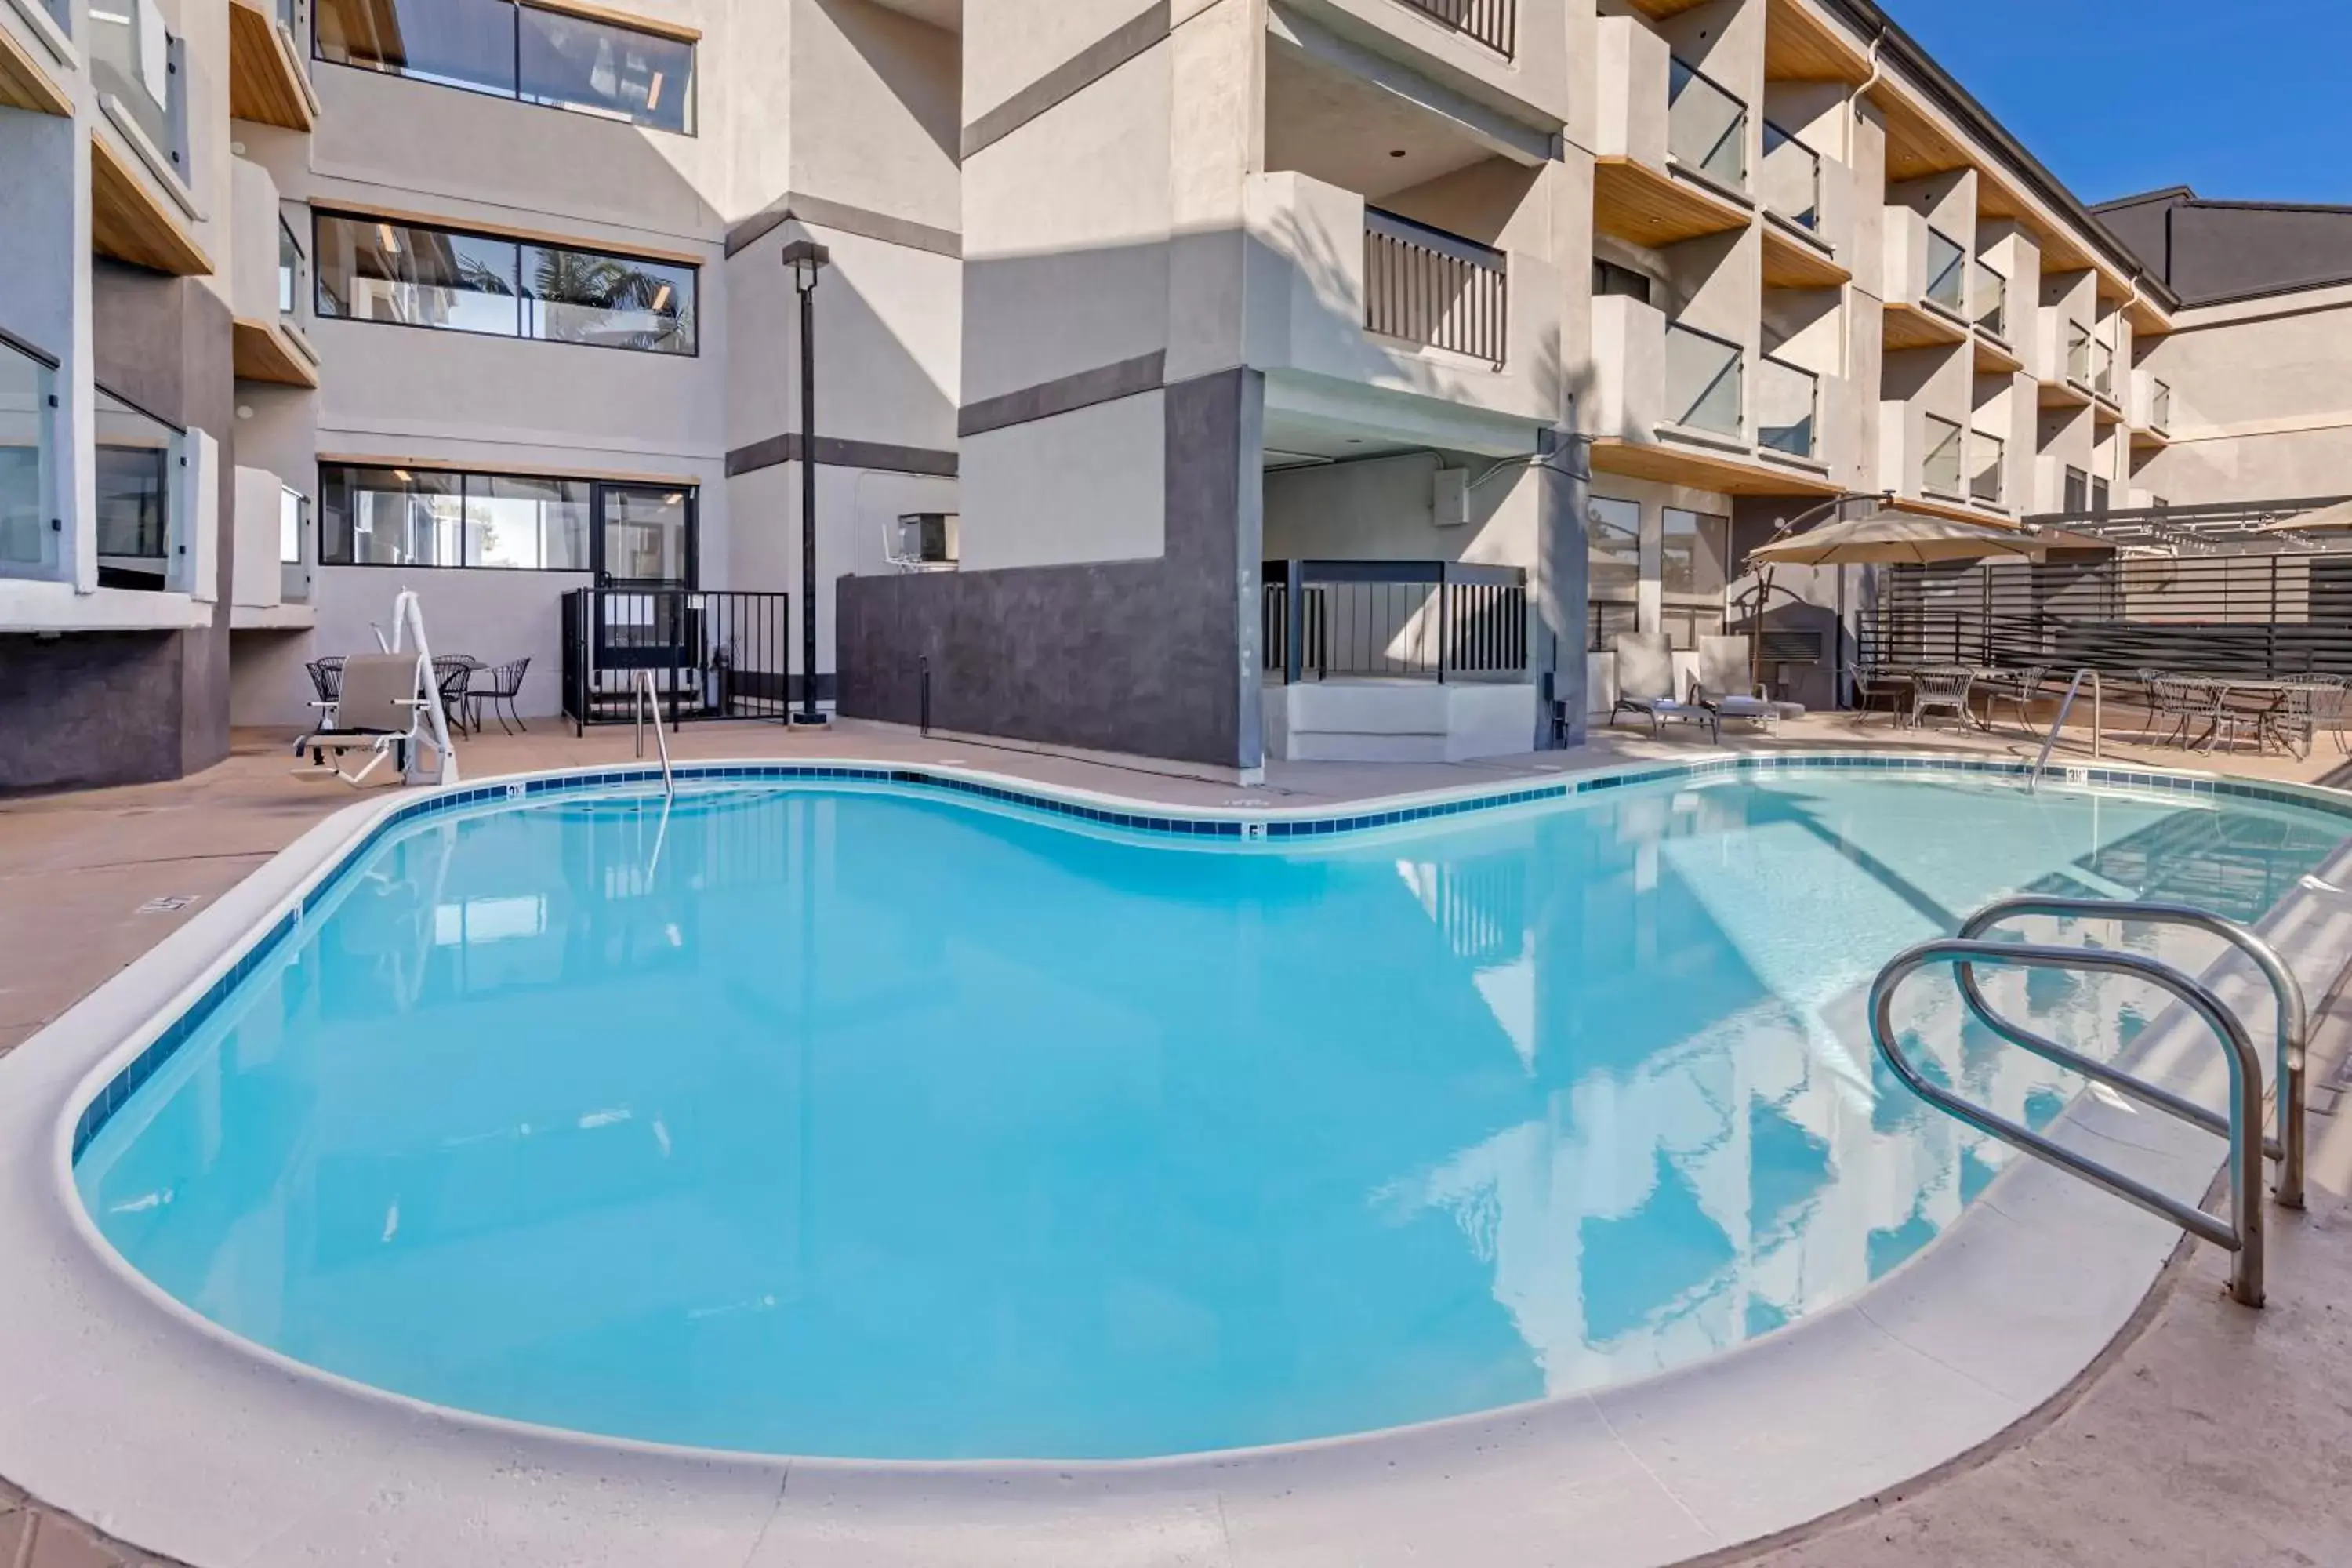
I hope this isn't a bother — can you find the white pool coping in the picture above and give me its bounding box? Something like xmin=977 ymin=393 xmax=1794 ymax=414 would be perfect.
xmin=5 ymin=749 xmax=2352 ymax=1568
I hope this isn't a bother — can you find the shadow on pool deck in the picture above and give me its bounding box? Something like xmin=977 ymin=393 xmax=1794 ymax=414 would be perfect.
xmin=4 ymin=713 xmax=2352 ymax=1565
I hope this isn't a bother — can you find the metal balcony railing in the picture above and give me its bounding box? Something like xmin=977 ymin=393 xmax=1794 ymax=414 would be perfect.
xmin=1973 ymin=260 xmax=2007 ymax=339
xmin=0 ymin=332 xmax=59 ymax=579
xmin=1924 ymin=227 xmax=1965 ymax=314
xmin=1363 ymin=207 xmax=1508 ymax=367
xmin=1759 ymin=120 xmax=1819 ymax=230
xmin=1755 ymin=354 xmax=1817 ymax=457
xmin=1264 ymin=560 xmax=1530 ymax=684
xmin=1392 ymin=0 xmax=1515 ymax=57
xmin=1971 ymin=431 xmax=2005 ymax=505
xmin=1666 ymin=321 xmax=1743 ymax=438
xmin=1922 ymin=414 xmax=1963 ymax=497
xmin=1669 ymin=57 xmax=1747 ymax=190
xmin=89 ymin=2 xmax=187 ymax=180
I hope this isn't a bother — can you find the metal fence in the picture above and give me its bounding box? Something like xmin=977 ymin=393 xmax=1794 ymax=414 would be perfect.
xmin=1395 ymin=0 xmax=1514 ymax=56
xmin=1363 ymin=207 xmax=1508 ymax=368
xmin=561 ymin=588 xmax=792 ymax=729
xmin=1858 ymin=551 xmax=2352 ymax=679
xmin=1264 ymin=560 xmax=1528 ymax=683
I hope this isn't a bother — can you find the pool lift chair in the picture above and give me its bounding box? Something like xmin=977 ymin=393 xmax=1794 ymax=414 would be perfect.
xmin=294 ymin=590 xmax=462 ymax=787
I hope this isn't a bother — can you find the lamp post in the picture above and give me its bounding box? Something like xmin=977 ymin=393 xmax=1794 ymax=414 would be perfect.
xmin=781 ymin=238 xmax=830 ymax=727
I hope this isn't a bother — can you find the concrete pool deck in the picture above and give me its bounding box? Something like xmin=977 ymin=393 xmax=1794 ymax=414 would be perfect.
xmin=4 ymin=718 xmax=2352 ymax=1566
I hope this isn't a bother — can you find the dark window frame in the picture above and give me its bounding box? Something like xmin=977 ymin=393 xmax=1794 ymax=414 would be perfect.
xmin=310 ymin=0 xmax=698 ymax=136
xmin=311 ymin=209 xmax=700 ymax=358
xmin=316 ymin=460 xmax=699 ymax=578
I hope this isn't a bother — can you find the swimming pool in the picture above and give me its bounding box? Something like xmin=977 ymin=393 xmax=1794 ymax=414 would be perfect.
xmin=69 ymin=760 xmax=2352 ymax=1461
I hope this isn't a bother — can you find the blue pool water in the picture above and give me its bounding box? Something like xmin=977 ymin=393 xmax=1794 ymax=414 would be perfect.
xmin=75 ymin=769 xmax=2352 ymax=1459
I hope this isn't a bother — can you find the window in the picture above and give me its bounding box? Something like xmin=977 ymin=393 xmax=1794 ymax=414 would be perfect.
xmin=314 ymin=212 xmax=696 ymax=355
xmin=1661 ymin=506 xmax=1728 ymax=600
xmin=314 ymin=0 xmax=694 ymax=133
xmin=0 ymin=331 xmax=58 ymax=577
xmin=319 ymin=463 xmax=688 ymax=575
xmin=2090 ymin=476 xmax=2111 ymax=515
xmin=93 ymin=387 xmax=179 ymax=584
xmin=466 ymin=473 xmax=590 ymax=568
xmin=1587 ymin=495 xmax=1641 ymax=599
xmin=2063 ymin=465 xmax=2089 ymax=513
xmin=1592 ymin=259 xmax=1652 ymax=304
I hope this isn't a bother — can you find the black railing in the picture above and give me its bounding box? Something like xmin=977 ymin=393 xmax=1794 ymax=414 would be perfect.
xmin=1363 ymin=208 xmax=1508 ymax=368
xmin=1394 ymin=0 xmax=1514 ymax=56
xmin=561 ymin=589 xmax=791 ymax=731
xmin=1858 ymin=551 xmax=2352 ymax=680
xmin=1263 ymin=560 xmax=1527 ymax=684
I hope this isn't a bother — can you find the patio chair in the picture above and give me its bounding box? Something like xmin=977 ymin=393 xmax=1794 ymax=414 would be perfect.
xmin=467 ymin=655 xmax=532 ymax=735
xmin=1845 ymin=662 xmax=1908 ymax=724
xmin=2261 ymin=681 xmax=2321 ymax=760
xmin=304 ymin=655 xmax=345 ymax=713
xmin=1610 ymin=632 xmax=1717 ymax=742
xmin=431 ymin=655 xmax=481 ymax=738
xmin=1977 ymin=663 xmax=2051 ymax=733
xmin=292 ymin=652 xmax=437 ymax=786
xmin=1691 ymin=635 xmax=1801 ymax=735
xmin=1908 ymin=666 xmax=1976 ymax=732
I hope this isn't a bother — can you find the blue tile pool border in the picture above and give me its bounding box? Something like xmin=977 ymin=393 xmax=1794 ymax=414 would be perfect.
xmin=65 ymin=751 xmax=2352 ymax=1162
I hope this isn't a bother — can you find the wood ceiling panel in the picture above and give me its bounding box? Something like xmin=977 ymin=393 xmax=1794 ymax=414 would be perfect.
xmin=1971 ymin=331 xmax=2024 ymax=376
xmin=227 ymin=0 xmax=315 ymax=130
xmin=91 ymin=136 xmax=212 ymax=277
xmin=1763 ymin=0 xmax=1871 ymax=83
xmin=0 ymin=19 xmax=70 ymax=116
xmin=1882 ymin=301 xmax=1968 ymax=352
xmin=233 ymin=319 xmax=321 ymax=387
xmin=1588 ymin=437 xmax=1842 ymax=498
xmin=1876 ymin=93 xmax=1970 ymax=182
xmin=1593 ymin=157 xmax=1751 ymax=247
xmin=1623 ymin=0 xmax=1715 ymax=17
xmin=1761 ymin=222 xmax=1849 ymax=289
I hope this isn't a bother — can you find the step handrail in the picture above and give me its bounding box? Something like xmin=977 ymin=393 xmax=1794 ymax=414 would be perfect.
xmin=1871 ymin=938 xmax=2266 ymax=1307
xmin=1954 ymin=895 xmax=2307 ymax=1208
xmin=2026 ymin=667 xmax=2102 ymax=790
xmin=633 ymin=670 xmax=674 ymax=800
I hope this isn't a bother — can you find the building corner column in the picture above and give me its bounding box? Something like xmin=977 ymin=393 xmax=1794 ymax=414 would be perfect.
xmin=1536 ymin=423 xmax=1588 ymax=749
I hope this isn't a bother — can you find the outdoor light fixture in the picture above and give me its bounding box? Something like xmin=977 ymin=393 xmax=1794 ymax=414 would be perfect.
xmin=782 ymin=238 xmax=830 ymax=726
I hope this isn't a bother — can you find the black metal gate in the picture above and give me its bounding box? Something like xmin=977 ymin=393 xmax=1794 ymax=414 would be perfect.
xmin=561 ymin=589 xmax=792 ymax=729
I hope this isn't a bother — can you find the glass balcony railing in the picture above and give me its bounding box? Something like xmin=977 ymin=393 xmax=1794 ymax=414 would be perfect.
xmin=1756 ymin=354 xmax=1817 ymax=457
xmin=1971 ymin=431 xmax=2005 ymax=506
xmin=0 ymin=334 xmax=59 ymax=579
xmin=2093 ymin=339 xmax=2115 ymax=401
xmin=1759 ymin=120 xmax=1819 ymax=230
xmin=2066 ymin=322 xmax=2093 ymax=386
xmin=278 ymin=216 xmax=303 ymax=322
xmin=93 ymin=386 xmax=183 ymax=589
xmin=1668 ymin=57 xmax=1747 ymax=191
xmin=1922 ymin=415 xmax=1963 ymax=497
xmin=2151 ymin=377 xmax=2172 ymax=430
xmin=1665 ymin=321 xmax=1743 ymax=438
xmin=37 ymin=0 xmax=69 ymax=34
xmin=1923 ymin=227 xmax=1965 ymax=314
xmin=280 ymin=485 xmax=312 ymax=603
xmin=89 ymin=2 xmax=187 ymax=180
xmin=1973 ymin=260 xmax=2007 ymax=339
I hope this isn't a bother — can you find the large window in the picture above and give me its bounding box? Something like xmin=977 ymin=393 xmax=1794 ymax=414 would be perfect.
xmin=93 ymin=388 xmax=180 ymax=586
xmin=314 ymin=212 xmax=696 ymax=355
xmin=314 ymin=0 xmax=694 ymax=133
xmin=319 ymin=463 xmax=690 ymax=577
xmin=0 ymin=332 xmax=57 ymax=578
xmin=1661 ymin=506 xmax=1729 ymax=601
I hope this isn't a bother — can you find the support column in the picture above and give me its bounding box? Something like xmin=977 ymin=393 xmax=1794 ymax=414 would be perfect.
xmin=1535 ymin=423 xmax=1588 ymax=748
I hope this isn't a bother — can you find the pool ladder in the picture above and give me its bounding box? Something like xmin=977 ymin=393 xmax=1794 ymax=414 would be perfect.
xmin=633 ymin=670 xmax=675 ymax=800
xmin=1870 ymin=897 xmax=2307 ymax=1308
xmin=2026 ymin=668 xmax=2103 ymax=790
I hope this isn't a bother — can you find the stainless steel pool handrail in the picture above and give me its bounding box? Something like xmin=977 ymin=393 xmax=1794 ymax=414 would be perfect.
xmin=1954 ymin=896 xmax=2307 ymax=1209
xmin=2027 ymin=667 xmax=2102 ymax=790
xmin=633 ymin=670 xmax=674 ymax=800
xmin=1871 ymin=938 xmax=2266 ymax=1308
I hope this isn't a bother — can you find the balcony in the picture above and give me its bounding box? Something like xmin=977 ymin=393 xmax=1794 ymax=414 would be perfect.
xmin=1363 ymin=207 xmax=1507 ymax=368
xmin=1665 ymin=320 xmax=1742 ymax=439
xmin=1970 ymin=430 xmax=2005 ymax=508
xmin=2131 ymin=369 xmax=2173 ymax=449
xmin=1591 ymin=20 xmax=1751 ymax=247
xmin=1668 ymin=56 xmax=1746 ymax=194
xmin=2090 ymin=338 xmax=2119 ymax=416
xmin=230 ymin=158 xmax=319 ymax=386
xmin=1759 ymin=120 xmax=1818 ymax=231
xmin=227 ymin=0 xmax=316 ymax=130
xmin=231 ymin=467 xmax=314 ymax=626
xmin=0 ymin=332 xmax=60 ymax=582
xmin=0 ymin=0 xmax=72 ymax=117
xmin=89 ymin=1 xmax=210 ymax=275
xmin=1391 ymin=0 xmax=1515 ymax=57
xmin=1922 ymin=414 xmax=1963 ymax=499
xmin=1755 ymin=354 xmax=1817 ymax=459
xmin=1881 ymin=209 xmax=1969 ymax=351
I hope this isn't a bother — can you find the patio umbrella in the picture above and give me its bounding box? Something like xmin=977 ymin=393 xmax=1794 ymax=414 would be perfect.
xmin=2257 ymin=498 xmax=2352 ymax=534
xmin=1744 ymin=509 xmax=2051 ymax=568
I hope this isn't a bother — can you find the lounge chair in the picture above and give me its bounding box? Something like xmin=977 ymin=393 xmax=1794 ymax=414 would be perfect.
xmin=293 ymin=652 xmax=437 ymax=786
xmin=1610 ymin=631 xmax=1717 ymax=742
xmin=1692 ymin=634 xmax=1803 ymax=735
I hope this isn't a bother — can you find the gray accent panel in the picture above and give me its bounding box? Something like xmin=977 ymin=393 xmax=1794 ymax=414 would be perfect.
xmin=836 ymin=368 xmax=1262 ymax=771
xmin=1534 ymin=426 xmax=1584 ymax=749
xmin=960 ymin=1 xmax=1171 ymax=162
xmin=725 ymin=433 xmax=959 ymax=478
xmin=959 ymin=351 xmax=1166 ymax=439
xmin=0 ymin=632 xmax=183 ymax=792
xmin=723 ymin=191 xmax=962 ymax=261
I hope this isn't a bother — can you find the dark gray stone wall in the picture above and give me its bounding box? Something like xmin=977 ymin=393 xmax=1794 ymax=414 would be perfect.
xmin=837 ymin=368 xmax=1264 ymax=771
xmin=0 ymin=267 xmax=237 ymax=793
xmin=1537 ymin=427 xmax=1584 ymax=746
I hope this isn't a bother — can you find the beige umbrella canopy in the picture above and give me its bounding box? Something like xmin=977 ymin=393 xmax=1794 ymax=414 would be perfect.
xmin=1745 ymin=508 xmax=2052 ymax=568
xmin=2258 ymin=498 xmax=2352 ymax=533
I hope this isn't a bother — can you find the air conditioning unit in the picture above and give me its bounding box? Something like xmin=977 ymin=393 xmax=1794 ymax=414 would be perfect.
xmin=886 ymin=512 xmax=959 ymax=570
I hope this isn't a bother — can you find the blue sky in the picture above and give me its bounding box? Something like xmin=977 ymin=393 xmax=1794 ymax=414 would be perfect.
xmin=1884 ymin=0 xmax=2352 ymax=207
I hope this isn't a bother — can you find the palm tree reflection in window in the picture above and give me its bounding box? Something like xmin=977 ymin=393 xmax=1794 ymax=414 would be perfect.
xmin=522 ymin=245 xmax=695 ymax=355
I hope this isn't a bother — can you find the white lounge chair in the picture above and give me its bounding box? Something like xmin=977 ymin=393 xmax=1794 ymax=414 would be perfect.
xmin=293 ymin=652 xmax=436 ymax=786
xmin=1693 ymin=634 xmax=1805 ymax=735
xmin=1610 ymin=632 xmax=1717 ymax=741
